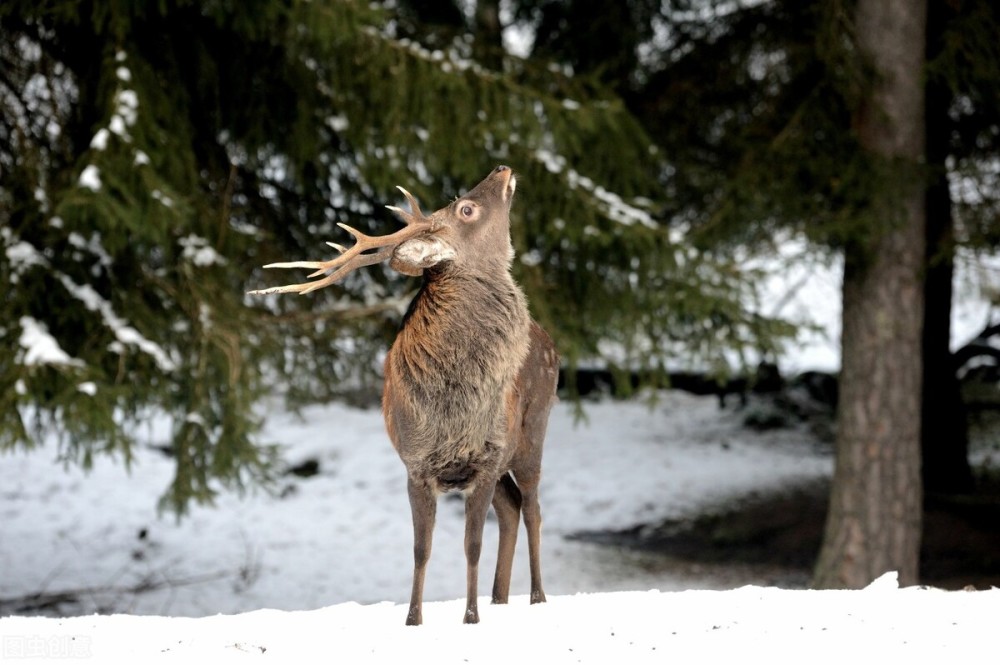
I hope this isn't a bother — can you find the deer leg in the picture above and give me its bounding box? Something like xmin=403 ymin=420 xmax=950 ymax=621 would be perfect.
xmin=519 ymin=480 xmax=546 ymax=604
xmin=462 ymin=479 xmax=495 ymax=624
xmin=490 ymin=473 xmax=522 ymax=604
xmin=406 ymin=476 xmax=437 ymax=626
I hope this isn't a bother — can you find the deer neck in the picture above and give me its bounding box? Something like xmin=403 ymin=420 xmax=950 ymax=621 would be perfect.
xmin=398 ymin=260 xmax=530 ymax=377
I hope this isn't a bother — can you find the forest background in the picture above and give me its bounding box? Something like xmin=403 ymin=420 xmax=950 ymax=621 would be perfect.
xmin=2 ymin=0 xmax=999 ymax=590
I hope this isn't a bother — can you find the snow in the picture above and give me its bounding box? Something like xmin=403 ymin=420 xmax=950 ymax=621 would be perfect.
xmin=109 ymin=92 xmax=137 ymax=139
xmin=535 ymin=147 xmax=567 ymax=174
xmin=179 ymin=234 xmax=227 ymax=267
xmin=114 ymin=90 xmax=138 ymax=126
xmin=82 ymin=52 xmax=138 ymax=149
xmin=17 ymin=316 xmax=82 ymax=367
xmin=78 ymin=164 xmax=102 ymax=191
xmin=55 ymin=273 xmax=177 ymax=372
xmin=1 ymin=393 xmax=996 ymax=661
xmin=750 ymin=233 xmax=1000 ymax=373
xmin=90 ymin=128 xmax=110 ymax=150
xmin=2 ymin=580 xmax=996 ymax=662
xmin=4 ymin=228 xmax=175 ymax=373
xmin=108 ymin=114 xmax=127 ymax=137
xmin=326 ymin=114 xmax=349 ymax=132
xmin=568 ymin=171 xmax=659 ymax=229
xmin=67 ymin=231 xmax=114 ymax=271
xmin=532 ymin=148 xmax=661 ymax=229
xmin=750 ymin=234 xmax=843 ymax=372
xmin=151 ymin=189 xmax=174 ymax=208
xmin=4 ymin=234 xmax=47 ymax=277
xmin=0 ymin=394 xmax=827 ymax=615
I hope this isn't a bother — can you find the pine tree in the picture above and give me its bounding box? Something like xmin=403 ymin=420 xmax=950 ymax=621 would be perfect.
xmin=921 ymin=0 xmax=1000 ymax=493
xmin=0 ymin=0 xmax=792 ymax=513
xmin=513 ymin=0 xmax=1000 ymax=583
xmin=813 ymin=0 xmax=927 ymax=588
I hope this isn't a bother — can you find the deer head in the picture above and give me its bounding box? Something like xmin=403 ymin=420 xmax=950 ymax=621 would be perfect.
xmin=392 ymin=165 xmax=517 ymax=276
xmin=246 ymin=166 xmax=517 ymax=295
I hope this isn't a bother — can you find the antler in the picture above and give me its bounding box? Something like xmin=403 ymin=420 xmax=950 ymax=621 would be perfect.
xmin=247 ymin=187 xmax=437 ymax=295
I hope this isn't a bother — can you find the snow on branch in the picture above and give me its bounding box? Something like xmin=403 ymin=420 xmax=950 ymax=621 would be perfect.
xmin=3 ymin=230 xmax=178 ymax=373
xmin=17 ymin=316 xmax=83 ymax=368
xmin=179 ymin=234 xmax=227 ymax=267
xmin=55 ymin=273 xmax=178 ymax=373
xmin=533 ymin=148 xmax=660 ymax=231
xmin=79 ymin=50 xmax=143 ymax=193
xmin=362 ymin=26 xmax=494 ymax=80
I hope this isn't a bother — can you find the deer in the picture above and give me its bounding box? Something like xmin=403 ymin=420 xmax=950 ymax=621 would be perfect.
xmin=249 ymin=165 xmax=559 ymax=625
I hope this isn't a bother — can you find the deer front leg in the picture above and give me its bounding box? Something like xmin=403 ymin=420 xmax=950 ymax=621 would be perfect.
xmin=406 ymin=476 xmax=437 ymax=626
xmin=490 ymin=473 xmax=522 ymax=604
xmin=462 ymin=480 xmax=496 ymax=624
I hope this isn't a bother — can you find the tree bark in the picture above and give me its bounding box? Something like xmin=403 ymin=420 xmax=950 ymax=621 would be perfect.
xmin=922 ymin=0 xmax=974 ymax=495
xmin=813 ymin=0 xmax=927 ymax=589
xmin=474 ymin=0 xmax=504 ymax=71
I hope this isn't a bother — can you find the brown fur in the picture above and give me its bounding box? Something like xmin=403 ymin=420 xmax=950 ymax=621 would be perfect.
xmin=382 ymin=166 xmax=559 ymax=625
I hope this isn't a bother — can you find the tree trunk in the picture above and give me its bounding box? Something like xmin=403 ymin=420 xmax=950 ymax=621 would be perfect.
xmin=922 ymin=0 xmax=974 ymax=495
xmin=474 ymin=0 xmax=504 ymax=71
xmin=813 ymin=0 xmax=927 ymax=589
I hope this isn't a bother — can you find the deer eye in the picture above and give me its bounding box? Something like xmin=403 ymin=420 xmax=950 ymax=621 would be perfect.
xmin=457 ymin=202 xmax=478 ymax=223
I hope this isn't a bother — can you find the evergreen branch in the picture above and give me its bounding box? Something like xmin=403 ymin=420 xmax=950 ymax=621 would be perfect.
xmin=261 ymin=294 xmax=415 ymax=324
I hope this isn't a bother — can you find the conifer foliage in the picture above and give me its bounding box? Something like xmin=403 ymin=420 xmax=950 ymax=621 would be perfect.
xmin=1 ymin=1 xmax=792 ymax=511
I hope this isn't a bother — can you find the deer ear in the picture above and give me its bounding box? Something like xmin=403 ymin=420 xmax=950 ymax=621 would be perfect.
xmin=389 ymin=255 xmax=424 ymax=277
xmin=392 ymin=236 xmax=457 ymax=272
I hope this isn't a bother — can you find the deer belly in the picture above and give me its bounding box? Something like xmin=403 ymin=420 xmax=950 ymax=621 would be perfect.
xmin=422 ymin=439 xmax=504 ymax=493
xmin=392 ymin=396 xmax=509 ymax=493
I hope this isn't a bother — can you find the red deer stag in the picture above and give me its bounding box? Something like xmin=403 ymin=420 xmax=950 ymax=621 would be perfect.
xmin=249 ymin=166 xmax=559 ymax=625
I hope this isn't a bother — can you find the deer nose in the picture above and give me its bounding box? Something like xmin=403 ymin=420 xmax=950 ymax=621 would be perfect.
xmin=494 ymin=165 xmax=509 ymax=173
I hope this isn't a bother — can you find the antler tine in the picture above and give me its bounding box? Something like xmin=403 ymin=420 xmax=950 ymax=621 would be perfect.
xmin=385 ymin=186 xmax=429 ymax=227
xmin=246 ymin=198 xmax=437 ymax=296
xmin=397 ymin=186 xmax=427 ymax=220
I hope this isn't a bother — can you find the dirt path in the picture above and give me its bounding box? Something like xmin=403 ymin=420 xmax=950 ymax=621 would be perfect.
xmin=572 ymin=476 xmax=1000 ymax=590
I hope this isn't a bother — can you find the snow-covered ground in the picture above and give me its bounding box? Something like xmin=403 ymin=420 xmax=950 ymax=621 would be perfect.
xmin=3 ymin=576 xmax=997 ymax=663
xmin=3 ymin=394 xmax=998 ymax=662
xmin=1 ymin=393 xmax=831 ymax=618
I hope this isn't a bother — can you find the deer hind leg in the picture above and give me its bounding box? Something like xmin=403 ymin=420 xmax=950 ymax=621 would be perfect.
xmin=405 ymin=476 xmax=437 ymax=626
xmin=490 ymin=473 xmax=522 ymax=604
xmin=519 ymin=477 xmax=546 ymax=604
xmin=462 ymin=479 xmax=496 ymax=624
